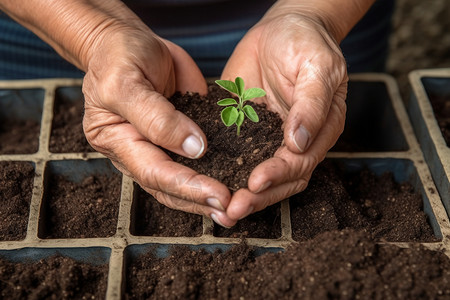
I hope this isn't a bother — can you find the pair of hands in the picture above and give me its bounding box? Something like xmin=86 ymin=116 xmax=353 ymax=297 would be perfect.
xmin=81 ymin=11 xmax=348 ymax=227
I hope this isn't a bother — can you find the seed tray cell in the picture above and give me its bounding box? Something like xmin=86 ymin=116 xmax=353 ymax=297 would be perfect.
xmin=408 ymin=69 xmax=450 ymax=218
xmin=49 ymin=86 xmax=94 ymax=153
xmin=0 ymin=88 xmax=44 ymax=154
xmin=0 ymin=75 xmax=449 ymax=299
xmin=38 ymin=159 xmax=122 ymax=239
xmin=331 ymin=78 xmax=408 ymax=152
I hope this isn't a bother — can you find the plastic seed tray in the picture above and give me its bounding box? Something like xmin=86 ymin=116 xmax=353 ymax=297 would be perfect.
xmin=1 ymin=74 xmax=449 ymax=299
xmin=407 ymin=68 xmax=450 ymax=218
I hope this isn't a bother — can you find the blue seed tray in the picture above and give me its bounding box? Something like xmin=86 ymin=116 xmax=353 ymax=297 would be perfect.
xmin=407 ymin=69 xmax=450 ymax=219
xmin=0 ymin=75 xmax=449 ymax=299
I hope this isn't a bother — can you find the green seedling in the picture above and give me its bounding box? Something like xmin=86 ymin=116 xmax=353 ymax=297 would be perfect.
xmin=215 ymin=77 xmax=266 ymax=136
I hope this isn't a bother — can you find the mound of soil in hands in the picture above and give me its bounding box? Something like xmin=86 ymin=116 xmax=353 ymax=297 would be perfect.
xmin=0 ymin=119 xmax=40 ymax=154
xmin=167 ymin=85 xmax=284 ymax=191
xmin=0 ymin=161 xmax=34 ymax=241
xmin=40 ymin=173 xmax=121 ymax=239
xmin=49 ymin=95 xmax=94 ymax=153
xmin=0 ymin=255 xmax=108 ymax=299
xmin=131 ymin=185 xmax=203 ymax=237
xmin=290 ymin=160 xmax=436 ymax=242
xmin=125 ymin=229 xmax=450 ymax=300
xmin=428 ymin=93 xmax=450 ymax=146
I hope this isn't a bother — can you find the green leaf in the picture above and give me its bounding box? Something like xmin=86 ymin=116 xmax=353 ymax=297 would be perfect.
xmin=236 ymin=110 xmax=245 ymax=127
xmin=243 ymin=87 xmax=266 ymax=101
xmin=221 ymin=106 xmax=239 ymax=126
xmin=243 ymin=105 xmax=259 ymax=122
xmin=217 ymin=98 xmax=238 ymax=106
xmin=235 ymin=77 xmax=245 ymax=97
xmin=215 ymin=79 xmax=238 ymax=95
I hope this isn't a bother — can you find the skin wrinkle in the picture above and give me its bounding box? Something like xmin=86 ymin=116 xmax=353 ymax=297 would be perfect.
xmin=277 ymin=147 xmax=318 ymax=182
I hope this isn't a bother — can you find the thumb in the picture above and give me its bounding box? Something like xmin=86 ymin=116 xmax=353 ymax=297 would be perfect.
xmin=109 ymin=84 xmax=207 ymax=159
xmin=284 ymin=73 xmax=348 ymax=154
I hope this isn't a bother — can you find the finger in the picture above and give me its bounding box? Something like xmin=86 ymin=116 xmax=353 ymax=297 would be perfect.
xmin=247 ymin=97 xmax=346 ymax=193
xmin=221 ymin=33 xmax=261 ymax=84
xmin=163 ymin=39 xmax=208 ymax=95
xmin=145 ymin=188 xmax=237 ymax=228
xmin=100 ymin=85 xmax=207 ymax=159
xmin=226 ymin=179 xmax=308 ymax=221
xmin=84 ymin=112 xmax=231 ymax=211
xmin=284 ymin=56 xmax=348 ymax=154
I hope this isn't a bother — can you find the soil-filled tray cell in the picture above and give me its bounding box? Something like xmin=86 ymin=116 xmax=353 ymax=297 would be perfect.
xmin=0 ymin=88 xmax=44 ymax=154
xmin=0 ymin=161 xmax=34 ymax=241
xmin=38 ymin=159 xmax=121 ymax=239
xmin=331 ymin=80 xmax=408 ymax=152
xmin=130 ymin=184 xmax=203 ymax=237
xmin=290 ymin=158 xmax=440 ymax=243
xmin=0 ymin=247 xmax=110 ymax=299
xmin=213 ymin=203 xmax=281 ymax=239
xmin=408 ymin=72 xmax=450 ymax=219
xmin=49 ymin=86 xmax=95 ymax=153
xmin=123 ymin=243 xmax=281 ymax=299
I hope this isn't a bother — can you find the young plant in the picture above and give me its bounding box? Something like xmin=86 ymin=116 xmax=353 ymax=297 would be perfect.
xmin=215 ymin=77 xmax=266 ymax=136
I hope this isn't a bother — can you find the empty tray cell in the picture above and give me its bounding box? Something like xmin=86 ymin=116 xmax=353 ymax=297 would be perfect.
xmin=290 ymin=158 xmax=440 ymax=242
xmin=124 ymin=243 xmax=281 ymax=299
xmin=39 ymin=159 xmax=121 ymax=239
xmin=213 ymin=203 xmax=282 ymax=239
xmin=0 ymin=161 xmax=34 ymax=241
xmin=0 ymin=88 xmax=44 ymax=154
xmin=130 ymin=184 xmax=203 ymax=237
xmin=0 ymin=247 xmax=110 ymax=299
xmin=49 ymin=86 xmax=94 ymax=153
xmin=422 ymin=77 xmax=450 ymax=146
xmin=331 ymin=81 xmax=408 ymax=152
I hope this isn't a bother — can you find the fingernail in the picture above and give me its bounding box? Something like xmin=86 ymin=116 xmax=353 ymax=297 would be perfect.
xmin=293 ymin=125 xmax=310 ymax=152
xmin=182 ymin=135 xmax=204 ymax=158
xmin=211 ymin=213 xmax=230 ymax=228
xmin=255 ymin=181 xmax=272 ymax=193
xmin=239 ymin=206 xmax=254 ymax=220
xmin=206 ymin=198 xmax=225 ymax=211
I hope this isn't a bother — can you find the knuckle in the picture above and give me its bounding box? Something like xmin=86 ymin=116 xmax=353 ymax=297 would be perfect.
xmin=145 ymin=109 xmax=181 ymax=146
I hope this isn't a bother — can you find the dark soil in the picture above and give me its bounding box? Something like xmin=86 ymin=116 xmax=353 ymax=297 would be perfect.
xmin=0 ymin=161 xmax=34 ymax=241
xmin=428 ymin=93 xmax=450 ymax=146
xmin=213 ymin=203 xmax=281 ymax=239
xmin=167 ymin=85 xmax=284 ymax=191
xmin=125 ymin=159 xmax=443 ymax=298
xmin=290 ymin=160 xmax=436 ymax=242
xmin=125 ymin=229 xmax=450 ymax=300
xmin=131 ymin=185 xmax=203 ymax=237
xmin=49 ymin=94 xmax=94 ymax=153
xmin=0 ymin=255 xmax=108 ymax=299
xmin=40 ymin=173 xmax=121 ymax=239
xmin=0 ymin=119 xmax=40 ymax=154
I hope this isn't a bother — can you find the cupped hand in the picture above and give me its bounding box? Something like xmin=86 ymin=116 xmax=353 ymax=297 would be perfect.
xmin=221 ymin=13 xmax=348 ymax=221
xmin=82 ymin=25 xmax=235 ymax=227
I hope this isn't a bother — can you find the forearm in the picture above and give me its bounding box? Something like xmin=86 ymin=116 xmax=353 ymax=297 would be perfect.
xmin=0 ymin=0 xmax=147 ymax=71
xmin=263 ymin=0 xmax=376 ymax=42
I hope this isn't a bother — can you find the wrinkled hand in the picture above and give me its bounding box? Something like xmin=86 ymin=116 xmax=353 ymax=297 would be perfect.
xmin=82 ymin=25 xmax=235 ymax=227
xmin=222 ymin=13 xmax=348 ymax=220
